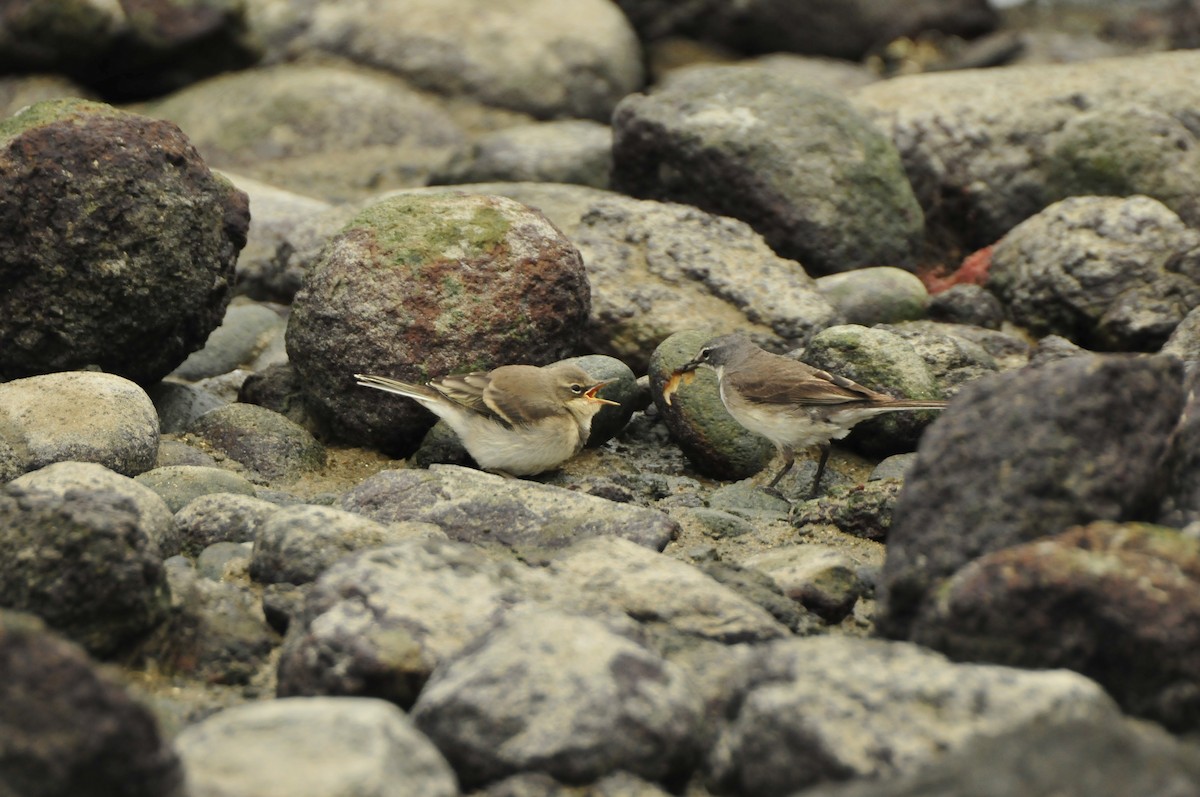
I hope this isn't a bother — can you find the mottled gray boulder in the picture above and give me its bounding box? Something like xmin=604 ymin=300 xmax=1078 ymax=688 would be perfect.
xmin=430 ymin=120 xmax=613 ymax=188
xmin=276 ymin=538 xmax=565 ymax=707
xmin=612 ymin=65 xmax=923 ymax=274
xmin=481 ymin=771 xmax=674 ymax=797
xmin=911 ymin=521 xmax=1200 ymax=733
xmin=0 ymin=99 xmax=247 ymax=384
xmin=798 ymin=715 xmax=1200 ymax=797
xmin=648 ymin=330 xmax=775 ymax=482
xmin=816 ymin=267 xmax=929 ymax=327
xmin=789 ymin=479 xmax=903 ymax=543
xmin=175 ymin=697 xmax=457 ymax=797
xmin=140 ymin=559 xmax=279 ymax=685
xmin=10 ymin=462 xmax=180 ymax=558
xmin=146 ymin=64 xmax=466 ymax=201
xmin=286 ymin=192 xmax=590 ymax=452
xmin=853 ymin=50 xmax=1200 ymax=253
xmin=0 ymin=0 xmax=259 ymax=100
xmin=706 ymin=636 xmax=1117 ymax=797
xmin=249 ymin=0 xmax=643 ymax=120
xmin=0 ymin=372 xmax=159 ymax=481
xmin=250 ymin=504 xmax=444 ymax=585
xmin=612 ymin=0 xmax=995 ymax=59
xmin=987 ymin=195 xmax=1200 ymax=351
xmin=877 ymin=320 xmax=1003 ymax=391
xmin=0 ymin=611 xmax=183 ymax=797
xmin=186 ymin=403 xmax=326 ymax=482
xmin=412 ymin=609 xmax=705 ymax=790
xmin=340 ymin=466 xmax=677 ymax=560
xmin=879 ymin=353 xmax=1185 ymax=639
xmin=740 ymin=544 xmax=865 ymax=623
xmin=135 ymin=465 xmax=258 ymax=513
xmin=0 ymin=479 xmax=171 ymax=657
xmin=927 ymin=283 xmax=1005 ymax=330
xmin=802 ymin=324 xmax=946 ymax=459
xmin=549 ymin=536 xmax=790 ymax=643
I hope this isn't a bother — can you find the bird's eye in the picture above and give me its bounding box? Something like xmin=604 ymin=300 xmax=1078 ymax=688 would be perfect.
xmin=699 ymin=348 xmax=711 ymax=360
xmin=569 ymin=384 xmax=584 ymax=395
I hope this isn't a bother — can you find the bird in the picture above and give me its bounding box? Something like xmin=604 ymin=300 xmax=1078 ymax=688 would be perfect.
xmin=663 ymin=333 xmax=947 ymax=498
xmin=354 ymin=362 xmax=618 ymax=477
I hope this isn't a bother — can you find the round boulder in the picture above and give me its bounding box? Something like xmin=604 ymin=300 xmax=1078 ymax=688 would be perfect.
xmin=286 ymin=192 xmax=591 ymax=452
xmin=0 ymin=98 xmax=248 ymax=385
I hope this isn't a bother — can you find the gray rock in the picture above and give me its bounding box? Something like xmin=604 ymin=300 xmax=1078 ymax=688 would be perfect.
xmin=276 ymin=538 xmax=565 ymax=707
xmin=251 ymin=0 xmax=643 ymax=121
xmin=789 ymin=479 xmax=903 ymax=542
xmin=0 ymin=99 xmax=247 ymax=384
xmin=0 ymin=480 xmax=171 ymax=657
xmin=0 ymin=74 xmax=94 ymax=118
xmin=648 ymin=330 xmax=775 ymax=482
xmin=853 ymin=50 xmax=1200 ymax=254
xmin=887 ymin=319 xmax=1031 ymax=372
xmin=988 ymin=195 xmax=1200 ymax=350
xmin=286 ymin=192 xmax=590 ymax=452
xmin=186 ymin=403 xmax=326 ymax=482
xmin=802 ymin=324 xmax=946 ymax=457
xmin=799 ymin=715 xmax=1200 ymax=797
xmin=549 ymin=536 xmax=791 ymax=643
xmin=481 ymin=771 xmax=674 ymax=797
xmin=340 ymin=466 xmax=678 ymax=560
xmin=171 ymin=301 xmax=287 ymax=381
xmin=148 ymin=380 xmax=227 ymax=435
xmin=195 ymin=541 xmax=253 ymax=582
xmin=145 ymin=64 xmax=465 ymax=202
xmin=879 ymin=353 xmax=1185 ymax=639
xmin=912 ymin=520 xmax=1200 ymax=733
xmin=0 ymin=611 xmax=184 ymax=797
xmin=816 ymin=267 xmax=929 ymax=326
xmin=412 ymin=608 xmax=704 ymax=790
xmin=153 ymin=440 xmax=217 ymax=468
xmin=430 ymin=120 xmax=613 ymax=188
xmin=173 ymin=492 xmax=280 ymax=557
xmin=10 ymin=461 xmax=180 ymax=557
xmin=135 ymin=465 xmax=258 ymax=513
xmin=706 ymin=636 xmax=1118 ymax=797
xmin=1161 ymin=304 xmax=1200 ymax=369
xmin=740 ymin=544 xmax=865 ymax=622
xmin=0 ymin=371 xmax=160 ymax=480
xmin=877 ymin=320 xmax=1003 ymax=392
xmin=174 ymin=697 xmax=457 ymax=797
xmin=140 ymin=559 xmax=279 ymax=685
xmin=612 ymin=64 xmax=923 ymax=275
xmin=927 ymin=283 xmax=1006 ymax=330
xmin=250 ymin=504 xmax=444 ymax=585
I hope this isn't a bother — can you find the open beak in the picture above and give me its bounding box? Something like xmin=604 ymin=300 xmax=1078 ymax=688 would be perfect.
xmin=584 ymin=381 xmax=620 ymax=406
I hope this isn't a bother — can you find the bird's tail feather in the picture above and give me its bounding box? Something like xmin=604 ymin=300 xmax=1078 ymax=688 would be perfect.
xmin=873 ymin=399 xmax=948 ymax=411
xmin=354 ymin=374 xmax=439 ymax=403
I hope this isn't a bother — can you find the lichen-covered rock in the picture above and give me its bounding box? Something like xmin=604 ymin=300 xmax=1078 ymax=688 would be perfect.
xmin=286 ymin=192 xmax=591 ymax=452
xmin=0 ymin=99 xmax=248 ymax=385
xmin=613 ymin=65 xmax=924 ymax=274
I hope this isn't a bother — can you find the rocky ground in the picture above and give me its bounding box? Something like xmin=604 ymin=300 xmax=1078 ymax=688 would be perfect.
xmin=4 ymin=1 xmax=1200 ymax=796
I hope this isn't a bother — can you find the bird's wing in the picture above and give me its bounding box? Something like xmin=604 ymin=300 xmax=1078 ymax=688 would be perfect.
xmin=733 ymin=355 xmax=890 ymax=406
xmin=430 ymin=372 xmax=506 ymax=418
xmin=480 ymin=367 xmax=561 ymax=426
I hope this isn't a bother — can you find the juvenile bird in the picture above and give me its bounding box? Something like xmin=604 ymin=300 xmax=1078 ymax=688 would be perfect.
xmin=664 ymin=333 xmax=946 ymax=497
xmin=355 ymin=362 xmax=618 ymax=477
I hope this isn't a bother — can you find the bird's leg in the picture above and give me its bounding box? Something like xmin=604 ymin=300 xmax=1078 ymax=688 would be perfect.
xmin=763 ymin=449 xmax=796 ymax=498
xmin=808 ymin=444 xmax=831 ymax=499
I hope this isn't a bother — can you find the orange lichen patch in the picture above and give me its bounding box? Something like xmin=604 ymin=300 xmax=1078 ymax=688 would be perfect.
xmin=661 ymin=368 xmax=696 ymax=406
xmin=921 ymin=245 xmax=994 ymax=294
